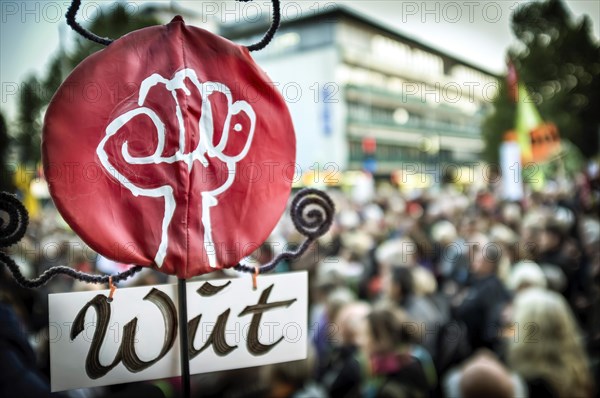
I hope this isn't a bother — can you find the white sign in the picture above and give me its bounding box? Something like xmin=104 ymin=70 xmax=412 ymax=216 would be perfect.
xmin=500 ymin=141 xmax=524 ymax=201
xmin=49 ymin=272 xmax=308 ymax=392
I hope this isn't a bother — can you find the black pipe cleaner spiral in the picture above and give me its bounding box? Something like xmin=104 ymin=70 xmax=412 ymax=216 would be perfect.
xmin=66 ymin=0 xmax=281 ymax=52
xmin=0 ymin=192 xmax=143 ymax=288
xmin=234 ymin=188 xmax=335 ymax=274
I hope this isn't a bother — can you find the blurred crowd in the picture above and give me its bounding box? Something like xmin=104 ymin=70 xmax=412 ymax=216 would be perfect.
xmin=1 ymin=161 xmax=599 ymax=398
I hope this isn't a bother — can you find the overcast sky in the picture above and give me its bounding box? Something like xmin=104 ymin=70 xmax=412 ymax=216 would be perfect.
xmin=1 ymin=0 xmax=598 ymax=120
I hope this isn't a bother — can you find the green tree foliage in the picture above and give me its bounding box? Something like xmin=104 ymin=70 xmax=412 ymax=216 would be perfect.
xmin=483 ymin=0 xmax=600 ymax=162
xmin=13 ymin=4 xmax=160 ymax=165
xmin=15 ymin=76 xmax=43 ymax=165
xmin=68 ymin=4 xmax=162 ymax=68
xmin=481 ymin=80 xmax=515 ymax=163
xmin=0 ymin=112 xmax=14 ymax=191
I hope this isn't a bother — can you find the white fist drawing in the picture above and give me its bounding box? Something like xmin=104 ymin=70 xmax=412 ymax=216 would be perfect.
xmin=97 ymin=68 xmax=256 ymax=268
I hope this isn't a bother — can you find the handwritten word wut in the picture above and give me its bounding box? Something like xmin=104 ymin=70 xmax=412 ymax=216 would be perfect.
xmin=50 ymin=273 xmax=307 ymax=391
xmin=70 ymin=282 xmax=296 ymax=379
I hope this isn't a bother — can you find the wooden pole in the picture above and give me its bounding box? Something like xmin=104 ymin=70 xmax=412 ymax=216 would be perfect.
xmin=177 ymin=278 xmax=191 ymax=398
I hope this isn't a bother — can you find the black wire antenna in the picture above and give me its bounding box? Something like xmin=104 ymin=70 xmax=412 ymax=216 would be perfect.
xmin=0 ymin=192 xmax=143 ymax=288
xmin=65 ymin=0 xmax=281 ymax=51
xmin=234 ymin=188 xmax=334 ymax=274
xmin=0 ymin=189 xmax=333 ymax=288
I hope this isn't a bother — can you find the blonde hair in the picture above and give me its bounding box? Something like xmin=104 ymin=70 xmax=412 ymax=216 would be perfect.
xmin=411 ymin=267 xmax=437 ymax=296
xmin=507 ymin=261 xmax=547 ymax=291
xmin=508 ymin=288 xmax=593 ymax=397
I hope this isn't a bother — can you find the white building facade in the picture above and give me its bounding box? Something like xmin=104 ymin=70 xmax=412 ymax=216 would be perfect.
xmin=221 ymin=6 xmax=498 ymax=178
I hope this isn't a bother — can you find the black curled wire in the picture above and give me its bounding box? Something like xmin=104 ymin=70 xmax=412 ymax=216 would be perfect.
xmin=65 ymin=0 xmax=281 ymax=52
xmin=234 ymin=188 xmax=335 ymax=274
xmin=66 ymin=0 xmax=113 ymax=46
xmin=0 ymin=192 xmax=143 ymax=289
xmin=0 ymin=192 xmax=28 ymax=248
xmin=238 ymin=0 xmax=281 ymax=52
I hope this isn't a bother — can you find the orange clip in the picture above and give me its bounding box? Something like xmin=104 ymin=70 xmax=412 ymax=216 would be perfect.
xmin=252 ymin=267 xmax=259 ymax=290
xmin=107 ymin=276 xmax=117 ymax=302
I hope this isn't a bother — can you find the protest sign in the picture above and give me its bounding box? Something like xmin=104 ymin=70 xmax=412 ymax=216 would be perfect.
xmin=49 ymin=272 xmax=307 ymax=391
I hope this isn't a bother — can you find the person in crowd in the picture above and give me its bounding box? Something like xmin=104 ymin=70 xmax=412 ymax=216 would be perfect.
xmin=452 ymin=242 xmax=510 ymax=352
xmin=385 ymin=266 xmax=449 ymax=362
xmin=507 ymin=260 xmax=547 ymax=293
xmin=361 ymin=305 xmax=436 ymax=397
xmin=312 ymin=276 xmax=355 ymax=376
xmin=536 ymin=221 xmax=582 ymax=297
xmin=443 ymin=350 xmax=527 ymax=398
xmin=508 ymin=288 xmax=594 ymax=398
xmin=263 ymin=347 xmax=327 ymax=398
xmin=440 ymin=218 xmax=483 ymax=293
xmin=320 ymin=301 xmax=371 ymax=398
xmin=0 ymin=300 xmax=68 ymax=398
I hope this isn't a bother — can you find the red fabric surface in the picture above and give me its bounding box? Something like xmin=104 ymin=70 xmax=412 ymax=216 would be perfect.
xmin=43 ymin=17 xmax=295 ymax=278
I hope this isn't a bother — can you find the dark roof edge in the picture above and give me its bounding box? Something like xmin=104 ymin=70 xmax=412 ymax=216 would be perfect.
xmin=220 ymin=5 xmax=501 ymax=79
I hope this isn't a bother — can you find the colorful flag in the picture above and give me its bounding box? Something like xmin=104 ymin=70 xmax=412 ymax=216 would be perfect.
xmin=515 ymin=84 xmax=542 ymax=163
